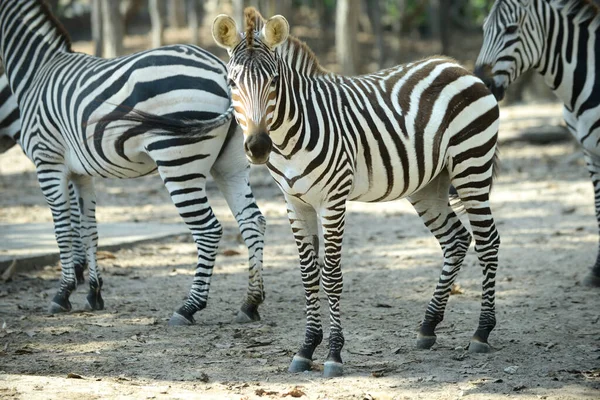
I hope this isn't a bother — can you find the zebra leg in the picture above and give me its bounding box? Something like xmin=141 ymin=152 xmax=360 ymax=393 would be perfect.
xmin=453 ymin=182 xmax=500 ymax=353
xmin=408 ymin=172 xmax=472 ymax=350
xmin=211 ymin=159 xmax=266 ymax=323
xmin=582 ymin=152 xmax=600 ymax=287
xmin=319 ymin=204 xmax=347 ymax=378
xmin=68 ymin=182 xmax=87 ymax=285
xmin=44 ymin=171 xmax=77 ymax=313
xmin=71 ymin=176 xmax=103 ymax=311
xmin=286 ymin=197 xmax=323 ymax=374
xmin=158 ymin=168 xmax=222 ymax=326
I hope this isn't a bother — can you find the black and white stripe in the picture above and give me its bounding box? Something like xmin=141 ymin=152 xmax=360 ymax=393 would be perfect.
xmin=213 ymin=8 xmax=501 ymax=376
xmin=475 ymin=0 xmax=600 ymax=286
xmin=0 ymin=0 xmax=266 ymax=324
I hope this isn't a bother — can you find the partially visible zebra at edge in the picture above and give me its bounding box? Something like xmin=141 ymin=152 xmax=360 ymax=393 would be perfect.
xmin=0 ymin=72 xmax=88 ymax=283
xmin=475 ymin=0 xmax=600 ymax=287
xmin=212 ymin=8 xmax=501 ymax=377
xmin=0 ymin=0 xmax=267 ymax=325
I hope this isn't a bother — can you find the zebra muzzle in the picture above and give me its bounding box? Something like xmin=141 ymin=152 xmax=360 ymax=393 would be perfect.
xmin=474 ymin=64 xmax=506 ymax=101
xmin=244 ymin=132 xmax=272 ymax=164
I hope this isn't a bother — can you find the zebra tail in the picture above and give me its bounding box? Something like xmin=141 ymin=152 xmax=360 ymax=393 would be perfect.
xmin=118 ymin=103 xmax=236 ymax=137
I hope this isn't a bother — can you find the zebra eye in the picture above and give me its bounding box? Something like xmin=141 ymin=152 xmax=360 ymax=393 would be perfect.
xmin=270 ymin=75 xmax=279 ymax=87
xmin=505 ymin=25 xmax=518 ymax=35
xmin=228 ymin=79 xmax=237 ymax=89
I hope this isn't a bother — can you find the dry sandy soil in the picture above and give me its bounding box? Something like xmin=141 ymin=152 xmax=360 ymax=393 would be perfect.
xmin=0 ymin=97 xmax=599 ymax=399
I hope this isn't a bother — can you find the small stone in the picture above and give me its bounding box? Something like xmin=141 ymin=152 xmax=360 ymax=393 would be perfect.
xmin=504 ymin=366 xmax=519 ymax=374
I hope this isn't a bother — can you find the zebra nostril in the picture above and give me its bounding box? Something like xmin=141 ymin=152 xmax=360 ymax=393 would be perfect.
xmin=244 ymin=140 xmax=254 ymax=156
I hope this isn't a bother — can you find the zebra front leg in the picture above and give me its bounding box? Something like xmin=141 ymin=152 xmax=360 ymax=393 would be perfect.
xmin=408 ymin=173 xmax=472 ymax=349
xmin=211 ymin=132 xmax=266 ymax=323
xmin=583 ymin=152 xmax=600 ymax=287
xmin=318 ymin=204 xmax=347 ymax=378
xmin=68 ymin=182 xmax=87 ymax=285
xmin=159 ymin=168 xmax=222 ymax=326
xmin=43 ymin=171 xmax=77 ymax=314
xmin=72 ymin=176 xmax=103 ymax=311
xmin=285 ymin=197 xmax=323 ymax=374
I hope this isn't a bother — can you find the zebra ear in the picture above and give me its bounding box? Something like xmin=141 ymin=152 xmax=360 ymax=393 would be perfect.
xmin=261 ymin=15 xmax=289 ymax=49
xmin=212 ymin=15 xmax=242 ymax=51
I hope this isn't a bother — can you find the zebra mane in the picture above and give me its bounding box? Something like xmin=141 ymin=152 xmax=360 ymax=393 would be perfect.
xmin=555 ymin=0 xmax=600 ymax=20
xmin=37 ymin=0 xmax=72 ymax=52
xmin=244 ymin=7 xmax=265 ymax=48
xmin=243 ymin=7 xmax=326 ymax=76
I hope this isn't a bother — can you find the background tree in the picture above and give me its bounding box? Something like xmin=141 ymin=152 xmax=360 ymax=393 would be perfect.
xmin=90 ymin=0 xmax=103 ymax=57
xmin=149 ymin=0 xmax=166 ymax=48
xmin=187 ymin=0 xmax=204 ymax=46
xmin=100 ymin=0 xmax=124 ymax=58
xmin=336 ymin=0 xmax=359 ymax=75
xmin=169 ymin=0 xmax=187 ymax=29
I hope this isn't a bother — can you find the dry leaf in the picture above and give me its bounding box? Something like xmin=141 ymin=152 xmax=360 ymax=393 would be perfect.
xmin=97 ymin=251 xmax=116 ymax=260
xmin=14 ymin=347 xmax=34 ymax=355
xmin=282 ymin=386 xmax=306 ymax=398
xmin=255 ymin=388 xmax=279 ymax=396
xmin=450 ymin=284 xmax=464 ymax=295
xmin=222 ymin=249 xmax=241 ymax=257
xmin=67 ymin=373 xmax=84 ymax=379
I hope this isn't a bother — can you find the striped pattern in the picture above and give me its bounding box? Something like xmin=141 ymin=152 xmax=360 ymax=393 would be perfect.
xmin=0 ymin=73 xmax=88 ymax=283
xmin=0 ymin=0 xmax=266 ymax=324
xmin=215 ymin=8 xmax=502 ymax=375
xmin=476 ymin=0 xmax=600 ymax=284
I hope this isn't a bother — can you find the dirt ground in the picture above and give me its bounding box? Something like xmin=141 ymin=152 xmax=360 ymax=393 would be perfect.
xmin=1 ymin=94 xmax=599 ymax=400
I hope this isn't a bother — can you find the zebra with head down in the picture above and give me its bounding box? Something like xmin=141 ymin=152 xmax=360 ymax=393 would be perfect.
xmin=0 ymin=0 xmax=266 ymax=325
xmin=212 ymin=7 xmax=502 ymax=377
xmin=475 ymin=0 xmax=600 ymax=286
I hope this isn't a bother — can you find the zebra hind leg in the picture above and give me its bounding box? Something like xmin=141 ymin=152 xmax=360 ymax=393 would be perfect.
xmin=408 ymin=172 xmax=471 ymax=350
xmin=211 ymin=139 xmax=267 ymax=323
xmin=157 ymin=168 xmax=222 ymax=326
xmin=453 ymin=176 xmax=500 ymax=353
xmin=72 ymin=176 xmax=103 ymax=311
xmin=44 ymin=172 xmax=78 ymax=314
xmin=68 ymin=182 xmax=87 ymax=285
xmin=582 ymin=152 xmax=600 ymax=287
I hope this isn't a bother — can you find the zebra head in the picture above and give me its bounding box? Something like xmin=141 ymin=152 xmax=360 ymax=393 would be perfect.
xmin=212 ymin=8 xmax=289 ymax=165
xmin=475 ymin=0 xmax=543 ymax=101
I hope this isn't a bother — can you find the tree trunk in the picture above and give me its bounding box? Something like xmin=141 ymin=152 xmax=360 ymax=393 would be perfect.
xmin=232 ymin=0 xmax=245 ymax=30
xmin=91 ymin=0 xmax=103 ymax=57
xmin=101 ymin=0 xmax=124 ymax=58
xmin=187 ymin=0 xmax=203 ymax=45
xmin=169 ymin=0 xmax=187 ymax=28
xmin=122 ymin=0 xmax=144 ymax=34
xmin=336 ymin=0 xmax=359 ymax=75
xmin=149 ymin=0 xmax=165 ymax=48
xmin=366 ymin=0 xmax=384 ymax=68
xmin=439 ymin=0 xmax=452 ymax=55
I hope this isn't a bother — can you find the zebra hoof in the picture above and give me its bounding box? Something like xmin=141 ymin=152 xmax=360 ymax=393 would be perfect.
xmin=234 ymin=304 xmax=260 ymax=324
xmin=168 ymin=312 xmax=195 ymax=326
xmin=85 ymin=290 xmax=104 ymax=311
xmin=583 ymin=271 xmax=600 ymax=287
xmin=468 ymin=340 xmax=492 ymax=353
xmin=288 ymin=355 xmax=312 ymax=373
xmin=416 ymin=333 xmax=437 ymax=349
xmin=49 ymin=292 xmax=72 ymax=314
xmin=323 ymin=361 xmax=344 ymax=378
xmin=48 ymin=300 xmax=71 ymax=314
